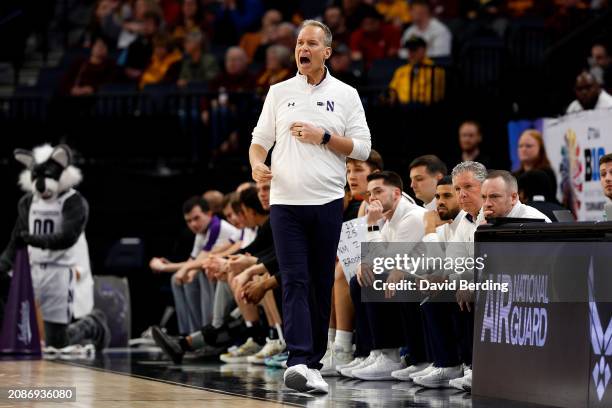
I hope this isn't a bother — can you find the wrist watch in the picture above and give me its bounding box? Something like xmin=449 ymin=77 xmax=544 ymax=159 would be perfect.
xmin=321 ymin=131 xmax=331 ymax=145
xmin=367 ymin=225 xmax=380 ymax=232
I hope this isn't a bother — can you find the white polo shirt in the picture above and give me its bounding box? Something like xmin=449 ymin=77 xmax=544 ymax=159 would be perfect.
xmin=251 ymin=70 xmax=372 ymax=206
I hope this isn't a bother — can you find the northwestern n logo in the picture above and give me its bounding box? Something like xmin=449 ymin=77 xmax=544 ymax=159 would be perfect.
xmin=326 ymin=101 xmax=334 ymax=112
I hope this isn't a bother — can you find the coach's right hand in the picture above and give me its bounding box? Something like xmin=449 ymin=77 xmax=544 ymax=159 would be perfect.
xmin=252 ymin=162 xmax=272 ymax=183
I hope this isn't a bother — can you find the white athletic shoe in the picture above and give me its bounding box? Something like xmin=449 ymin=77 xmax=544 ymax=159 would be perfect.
xmin=449 ymin=366 xmax=472 ymax=392
xmin=336 ymin=356 xmax=364 ymax=374
xmin=220 ymin=338 xmax=262 ymax=363
xmin=320 ymin=346 xmax=353 ymax=377
xmin=352 ymin=352 xmax=406 ymax=381
xmin=413 ymin=365 xmax=463 ymax=388
xmin=284 ymin=364 xmax=329 ymax=393
xmin=391 ymin=362 xmax=431 ymax=381
xmin=247 ymin=338 xmax=285 ymax=365
xmin=340 ymin=350 xmax=380 ymax=378
xmin=408 ymin=362 xmax=435 ymax=380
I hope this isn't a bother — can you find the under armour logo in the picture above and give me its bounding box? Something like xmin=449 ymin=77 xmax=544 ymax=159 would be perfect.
xmin=288 ymin=102 xmax=295 ymax=107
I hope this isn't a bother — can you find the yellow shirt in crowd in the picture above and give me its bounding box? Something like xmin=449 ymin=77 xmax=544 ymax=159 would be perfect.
xmin=376 ymin=0 xmax=412 ymax=25
xmin=389 ymin=58 xmax=445 ymax=105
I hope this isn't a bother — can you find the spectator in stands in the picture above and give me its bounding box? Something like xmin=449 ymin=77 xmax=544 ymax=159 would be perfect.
xmin=400 ymin=0 xmax=452 ymax=58
xmin=329 ymin=44 xmax=361 ymax=88
xmin=349 ymin=6 xmax=401 ymax=69
xmin=117 ymin=0 xmax=162 ymax=49
xmin=517 ymin=170 xmax=567 ymax=222
xmin=388 ymin=36 xmax=445 ymax=105
xmin=252 ymin=22 xmax=297 ymax=65
xmin=214 ymin=0 xmax=264 ymax=46
xmin=170 ymin=0 xmax=204 ymax=45
xmin=567 ymin=72 xmax=612 ymax=113
xmin=409 ymin=155 xmax=447 ymax=210
xmin=139 ymin=33 xmax=183 ymax=89
xmin=159 ymin=0 xmax=181 ymax=27
xmin=209 ymin=46 xmax=256 ymax=92
xmin=589 ymin=41 xmax=612 ymax=88
xmin=61 ymin=36 xmax=116 ymax=96
xmin=545 ymin=0 xmax=590 ymax=41
xmin=256 ymin=45 xmax=292 ymax=93
xmin=239 ymin=9 xmax=282 ymax=63
xmin=177 ymin=30 xmax=219 ymax=87
xmin=323 ymin=5 xmax=350 ymax=48
xmin=122 ymin=11 xmax=161 ymax=82
xmin=457 ymin=120 xmax=491 ymax=168
xmin=514 ymin=129 xmax=557 ymax=199
xmin=376 ymin=0 xmax=412 ymax=27
xmin=207 ymin=47 xmax=256 ymax=154
xmin=83 ymin=0 xmax=125 ymax=47
xmin=481 ymin=170 xmax=551 ymax=221
xmin=600 ymin=154 xmax=612 ymax=203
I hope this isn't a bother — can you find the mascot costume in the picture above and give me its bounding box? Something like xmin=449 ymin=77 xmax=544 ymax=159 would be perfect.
xmin=0 ymin=144 xmax=110 ymax=350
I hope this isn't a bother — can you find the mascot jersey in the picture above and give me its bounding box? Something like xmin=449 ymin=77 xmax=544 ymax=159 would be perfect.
xmin=28 ymin=189 xmax=88 ymax=267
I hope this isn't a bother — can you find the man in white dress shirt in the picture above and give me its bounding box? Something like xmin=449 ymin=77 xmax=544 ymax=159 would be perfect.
xmin=412 ymin=161 xmax=486 ymax=390
xmin=409 ymin=155 xmax=447 ymax=210
xmin=481 ymin=170 xmax=551 ymax=222
xmin=346 ymin=171 xmax=428 ymax=381
xmin=249 ymin=20 xmax=371 ymax=393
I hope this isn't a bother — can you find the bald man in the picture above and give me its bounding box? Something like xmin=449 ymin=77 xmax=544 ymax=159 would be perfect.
xmin=567 ymin=71 xmax=612 ymax=113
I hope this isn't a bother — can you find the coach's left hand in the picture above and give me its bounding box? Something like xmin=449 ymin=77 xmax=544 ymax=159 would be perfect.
xmin=456 ymin=289 xmax=473 ymax=312
xmin=290 ymin=122 xmax=324 ymax=145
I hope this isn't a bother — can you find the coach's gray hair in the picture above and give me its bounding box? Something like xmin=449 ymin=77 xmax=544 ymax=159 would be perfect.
xmin=451 ymin=161 xmax=487 ymax=183
xmin=486 ymin=170 xmax=518 ymax=193
xmin=299 ymin=19 xmax=332 ymax=47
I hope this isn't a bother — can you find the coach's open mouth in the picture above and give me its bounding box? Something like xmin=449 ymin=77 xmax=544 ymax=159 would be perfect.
xmin=299 ymin=56 xmax=311 ymax=67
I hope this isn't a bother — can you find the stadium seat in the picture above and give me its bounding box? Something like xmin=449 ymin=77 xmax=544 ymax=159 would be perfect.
xmin=367 ymin=58 xmax=405 ymax=87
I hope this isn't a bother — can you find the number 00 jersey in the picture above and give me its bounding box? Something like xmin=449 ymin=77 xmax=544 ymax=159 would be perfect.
xmin=28 ymin=189 xmax=88 ymax=266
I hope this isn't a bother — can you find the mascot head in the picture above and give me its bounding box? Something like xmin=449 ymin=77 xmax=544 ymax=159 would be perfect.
xmin=14 ymin=144 xmax=82 ymax=200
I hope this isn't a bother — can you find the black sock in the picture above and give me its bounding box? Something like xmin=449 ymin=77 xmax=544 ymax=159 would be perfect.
xmin=269 ymin=327 xmax=279 ymax=340
xmin=179 ymin=337 xmax=192 ymax=352
xmin=247 ymin=322 xmax=267 ymax=345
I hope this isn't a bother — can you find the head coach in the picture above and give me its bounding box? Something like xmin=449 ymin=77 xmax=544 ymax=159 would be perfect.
xmin=249 ymin=20 xmax=371 ymax=393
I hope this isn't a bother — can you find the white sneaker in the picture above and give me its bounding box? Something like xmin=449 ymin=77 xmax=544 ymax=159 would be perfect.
xmin=336 ymin=356 xmax=364 ymax=373
xmin=391 ymin=362 xmax=431 ymax=381
xmin=408 ymin=362 xmax=435 ymax=380
xmin=247 ymin=338 xmax=285 ymax=365
xmin=307 ymin=368 xmax=329 ymax=393
xmin=320 ymin=346 xmax=353 ymax=377
xmin=319 ymin=344 xmax=333 ymax=375
xmin=462 ymin=368 xmax=472 ymax=392
xmin=352 ymin=352 xmax=406 ymax=381
xmin=413 ymin=365 xmax=463 ymax=388
xmin=340 ymin=350 xmax=380 ymax=378
xmin=220 ymin=338 xmax=262 ymax=363
xmin=283 ymin=364 xmax=329 ymax=393
xmin=449 ymin=366 xmax=472 ymax=392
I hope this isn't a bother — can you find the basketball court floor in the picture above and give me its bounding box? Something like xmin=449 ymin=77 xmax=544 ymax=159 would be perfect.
xmin=2 ymin=349 xmax=561 ymax=407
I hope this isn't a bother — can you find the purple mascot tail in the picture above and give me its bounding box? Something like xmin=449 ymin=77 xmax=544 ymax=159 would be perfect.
xmin=0 ymin=248 xmax=41 ymax=357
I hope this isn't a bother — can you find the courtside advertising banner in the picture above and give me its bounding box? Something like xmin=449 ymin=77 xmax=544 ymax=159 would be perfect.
xmin=543 ymin=108 xmax=612 ymax=221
